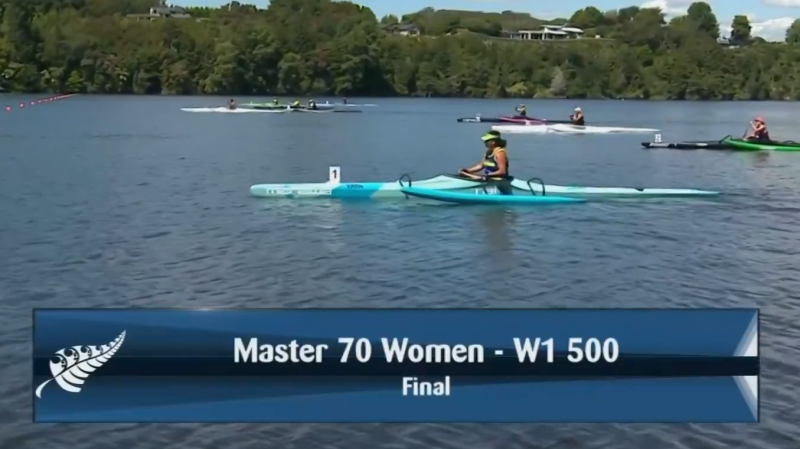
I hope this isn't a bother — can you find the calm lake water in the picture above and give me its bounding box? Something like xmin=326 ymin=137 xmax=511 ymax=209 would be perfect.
xmin=1 ymin=96 xmax=799 ymax=448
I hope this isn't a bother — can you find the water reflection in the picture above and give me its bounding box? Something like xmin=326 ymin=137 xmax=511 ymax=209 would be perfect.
xmin=477 ymin=208 xmax=518 ymax=259
xmin=752 ymin=152 xmax=772 ymax=166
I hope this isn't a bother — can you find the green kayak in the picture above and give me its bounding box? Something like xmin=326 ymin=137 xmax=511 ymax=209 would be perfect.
xmin=724 ymin=137 xmax=800 ymax=152
xmin=248 ymin=103 xmax=291 ymax=110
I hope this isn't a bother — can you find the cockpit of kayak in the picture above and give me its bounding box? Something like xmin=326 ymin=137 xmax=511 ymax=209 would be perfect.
xmin=397 ymin=174 xmax=583 ymax=205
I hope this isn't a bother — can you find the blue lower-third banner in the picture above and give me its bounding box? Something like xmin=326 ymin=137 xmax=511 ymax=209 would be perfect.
xmin=32 ymin=309 xmax=759 ymax=423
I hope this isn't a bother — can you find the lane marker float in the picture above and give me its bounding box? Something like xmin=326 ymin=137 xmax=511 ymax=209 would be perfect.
xmin=4 ymin=94 xmax=75 ymax=112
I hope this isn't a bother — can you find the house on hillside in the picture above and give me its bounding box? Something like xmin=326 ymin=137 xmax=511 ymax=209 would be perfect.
xmin=717 ymin=37 xmax=739 ymax=48
xmin=382 ymin=23 xmax=421 ymax=36
xmin=127 ymin=2 xmax=191 ymax=20
xmin=502 ymin=25 xmax=586 ymax=41
xmin=150 ymin=5 xmax=190 ymax=18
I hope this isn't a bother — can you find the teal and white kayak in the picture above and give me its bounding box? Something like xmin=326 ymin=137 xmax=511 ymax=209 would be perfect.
xmin=400 ymin=187 xmax=584 ymax=205
xmin=249 ymin=167 xmax=719 ymax=199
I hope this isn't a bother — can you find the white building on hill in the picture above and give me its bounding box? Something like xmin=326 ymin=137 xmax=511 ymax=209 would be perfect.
xmin=502 ymin=25 xmax=586 ymax=41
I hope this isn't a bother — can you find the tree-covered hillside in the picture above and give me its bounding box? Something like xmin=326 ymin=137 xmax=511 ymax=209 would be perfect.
xmin=1 ymin=0 xmax=800 ymax=99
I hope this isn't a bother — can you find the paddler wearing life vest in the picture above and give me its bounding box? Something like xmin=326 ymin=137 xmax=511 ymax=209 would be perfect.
xmin=747 ymin=116 xmax=770 ymax=141
xmin=227 ymin=99 xmax=236 ymax=110
xmin=307 ymin=99 xmax=318 ymax=110
xmin=459 ymin=130 xmax=513 ymax=195
xmin=570 ymin=107 xmax=585 ymax=125
xmin=515 ymin=104 xmax=527 ymax=118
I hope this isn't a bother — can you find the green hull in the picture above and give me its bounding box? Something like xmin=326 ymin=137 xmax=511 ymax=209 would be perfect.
xmin=724 ymin=137 xmax=800 ymax=152
xmin=249 ymin=103 xmax=290 ymax=110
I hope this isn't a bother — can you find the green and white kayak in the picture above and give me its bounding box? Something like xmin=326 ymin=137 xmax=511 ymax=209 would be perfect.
xmin=249 ymin=167 xmax=719 ymax=199
xmin=244 ymin=103 xmax=291 ymax=110
xmin=723 ymin=137 xmax=800 ymax=152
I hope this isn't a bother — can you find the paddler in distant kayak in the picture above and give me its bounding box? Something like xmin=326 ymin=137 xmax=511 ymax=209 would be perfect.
xmin=272 ymin=97 xmax=279 ymax=104
xmin=227 ymin=99 xmax=236 ymax=110
xmin=746 ymin=116 xmax=770 ymax=141
xmin=342 ymin=96 xmax=348 ymax=105
xmin=307 ymin=99 xmax=318 ymax=110
xmin=291 ymin=100 xmax=301 ymax=109
xmin=515 ymin=104 xmax=528 ymax=118
xmin=570 ymin=107 xmax=585 ymax=125
xmin=459 ymin=131 xmax=513 ymax=195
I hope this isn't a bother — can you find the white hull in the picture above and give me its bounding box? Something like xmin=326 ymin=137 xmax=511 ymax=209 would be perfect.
xmin=180 ymin=107 xmax=269 ymax=113
xmin=492 ymin=124 xmax=660 ymax=134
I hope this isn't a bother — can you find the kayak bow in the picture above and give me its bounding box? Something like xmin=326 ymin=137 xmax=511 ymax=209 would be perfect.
xmin=456 ymin=115 xmax=574 ymax=124
xmin=498 ymin=116 xmax=575 ymax=125
xmin=457 ymin=116 xmax=504 ymax=123
xmin=456 ymin=115 xmax=545 ymax=124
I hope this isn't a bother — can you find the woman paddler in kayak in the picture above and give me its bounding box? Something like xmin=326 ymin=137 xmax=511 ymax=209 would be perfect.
xmin=746 ymin=116 xmax=770 ymax=141
xmin=459 ymin=131 xmax=513 ymax=195
xmin=570 ymin=107 xmax=585 ymax=125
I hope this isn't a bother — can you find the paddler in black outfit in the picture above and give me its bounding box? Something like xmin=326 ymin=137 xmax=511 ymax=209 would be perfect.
xmin=570 ymin=107 xmax=585 ymax=125
xmin=342 ymin=96 xmax=348 ymax=105
xmin=515 ymin=104 xmax=527 ymax=118
xmin=307 ymin=99 xmax=318 ymax=110
xmin=746 ymin=116 xmax=770 ymax=141
xmin=227 ymin=99 xmax=236 ymax=110
xmin=459 ymin=131 xmax=513 ymax=195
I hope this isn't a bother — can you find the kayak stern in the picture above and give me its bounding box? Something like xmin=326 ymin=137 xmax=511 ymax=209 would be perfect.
xmin=249 ymin=182 xmax=396 ymax=199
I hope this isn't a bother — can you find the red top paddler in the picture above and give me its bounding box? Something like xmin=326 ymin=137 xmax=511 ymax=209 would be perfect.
xmin=748 ymin=116 xmax=770 ymax=141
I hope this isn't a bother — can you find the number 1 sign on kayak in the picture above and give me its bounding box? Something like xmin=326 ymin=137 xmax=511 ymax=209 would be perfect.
xmin=33 ymin=308 xmax=758 ymax=423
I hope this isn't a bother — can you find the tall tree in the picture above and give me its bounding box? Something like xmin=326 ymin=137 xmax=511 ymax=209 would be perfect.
xmin=730 ymin=15 xmax=751 ymax=45
xmin=786 ymin=19 xmax=800 ymax=44
xmin=685 ymin=2 xmax=719 ymax=39
xmin=381 ymin=14 xmax=398 ymax=25
xmin=569 ymin=7 xmax=605 ymax=30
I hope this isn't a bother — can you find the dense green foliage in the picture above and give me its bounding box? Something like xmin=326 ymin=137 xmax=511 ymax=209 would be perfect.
xmin=2 ymin=0 xmax=800 ymax=99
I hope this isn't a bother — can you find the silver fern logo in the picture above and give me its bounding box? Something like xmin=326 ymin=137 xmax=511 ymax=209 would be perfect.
xmin=35 ymin=331 xmax=126 ymax=398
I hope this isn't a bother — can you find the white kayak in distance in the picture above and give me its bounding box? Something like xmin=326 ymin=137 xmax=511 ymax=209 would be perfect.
xmin=492 ymin=124 xmax=660 ymax=134
xmin=249 ymin=167 xmax=719 ymax=199
xmin=180 ymin=107 xmax=269 ymax=113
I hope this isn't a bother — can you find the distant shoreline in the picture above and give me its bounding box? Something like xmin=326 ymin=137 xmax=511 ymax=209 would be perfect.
xmin=0 ymin=93 xmax=796 ymax=102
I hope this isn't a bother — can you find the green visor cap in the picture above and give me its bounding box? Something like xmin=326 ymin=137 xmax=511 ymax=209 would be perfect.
xmin=481 ymin=132 xmax=501 ymax=142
